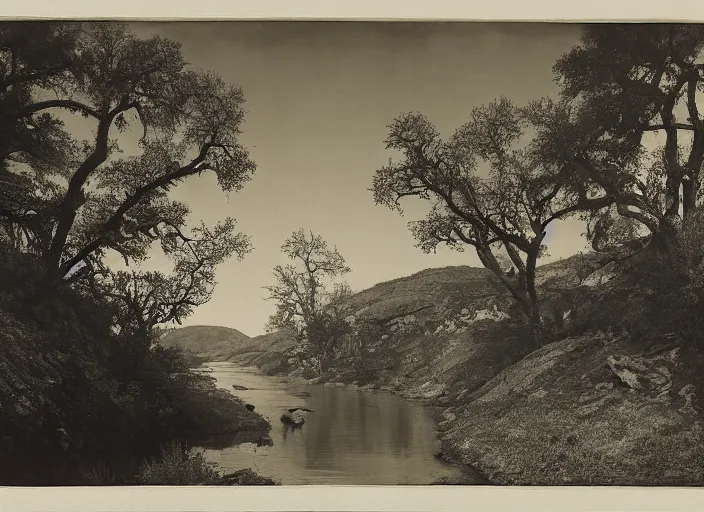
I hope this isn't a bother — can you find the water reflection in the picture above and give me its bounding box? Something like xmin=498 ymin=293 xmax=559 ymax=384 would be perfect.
xmin=197 ymin=362 xmax=469 ymax=485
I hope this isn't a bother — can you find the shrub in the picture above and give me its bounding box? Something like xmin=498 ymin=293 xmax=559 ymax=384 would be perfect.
xmin=635 ymin=209 xmax=704 ymax=344
xmin=79 ymin=461 xmax=125 ymax=485
xmin=135 ymin=442 xmax=223 ymax=485
xmin=0 ymin=242 xmax=270 ymax=485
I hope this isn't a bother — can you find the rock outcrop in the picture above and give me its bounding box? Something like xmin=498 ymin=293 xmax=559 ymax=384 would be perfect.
xmin=440 ymin=334 xmax=704 ymax=485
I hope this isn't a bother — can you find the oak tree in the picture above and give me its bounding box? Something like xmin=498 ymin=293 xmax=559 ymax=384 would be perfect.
xmin=0 ymin=22 xmax=256 ymax=284
xmin=546 ymin=24 xmax=704 ymax=252
xmin=264 ymin=229 xmax=352 ymax=370
xmin=373 ymin=99 xmax=611 ymax=335
xmin=265 ymin=229 xmax=351 ymax=330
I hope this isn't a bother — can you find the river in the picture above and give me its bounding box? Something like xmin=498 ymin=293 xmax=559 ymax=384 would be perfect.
xmin=195 ymin=362 xmax=475 ymax=485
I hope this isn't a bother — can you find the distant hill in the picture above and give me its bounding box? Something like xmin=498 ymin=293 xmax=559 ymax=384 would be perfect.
xmin=159 ymin=325 xmax=252 ymax=362
xmin=160 ymin=324 xmax=299 ymax=365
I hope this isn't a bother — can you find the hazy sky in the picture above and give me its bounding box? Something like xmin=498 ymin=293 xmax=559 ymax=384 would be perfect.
xmin=82 ymin=22 xmax=591 ymax=336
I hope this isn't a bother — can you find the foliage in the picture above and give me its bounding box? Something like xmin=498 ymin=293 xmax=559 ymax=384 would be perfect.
xmin=135 ymin=442 xmax=278 ymax=486
xmin=0 ymin=22 xmax=256 ymax=284
xmin=135 ymin=442 xmax=223 ymax=485
xmin=264 ymin=229 xmax=350 ymax=329
xmin=634 ymin=207 xmax=704 ymax=342
xmin=545 ymin=25 xmax=704 ymax=248
xmin=0 ymin=240 xmax=267 ymax=485
xmin=0 ymin=23 xmax=261 ymax=485
xmin=0 ymin=22 xmax=82 ymax=177
xmin=83 ymin=218 xmax=252 ymax=336
xmin=372 ymin=99 xmax=611 ymax=335
xmin=302 ymin=308 xmax=353 ymax=373
xmin=264 ymin=229 xmax=352 ymax=372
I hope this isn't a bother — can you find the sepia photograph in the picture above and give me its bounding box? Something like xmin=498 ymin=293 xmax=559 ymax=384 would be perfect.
xmin=2 ymin=13 xmax=704 ymax=495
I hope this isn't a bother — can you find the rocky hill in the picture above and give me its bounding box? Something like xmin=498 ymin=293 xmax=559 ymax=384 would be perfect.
xmin=227 ymin=253 xmax=615 ymax=392
xmin=159 ymin=324 xmax=299 ymax=367
xmin=159 ymin=325 xmax=253 ymax=362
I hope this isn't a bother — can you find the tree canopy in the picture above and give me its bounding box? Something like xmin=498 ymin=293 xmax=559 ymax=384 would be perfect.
xmin=0 ymin=22 xmax=256 ymax=331
xmin=264 ymin=229 xmax=351 ymax=333
xmin=372 ymin=98 xmax=612 ymax=331
xmin=544 ymin=25 xmax=704 ymax=249
xmin=0 ymin=22 xmax=256 ymax=292
xmin=373 ymin=24 xmax=704 ymax=333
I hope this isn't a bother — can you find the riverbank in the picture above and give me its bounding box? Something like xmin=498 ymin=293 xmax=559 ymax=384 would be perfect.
xmin=309 ymin=379 xmax=486 ymax=484
xmin=0 ymin=250 xmax=276 ymax=486
xmin=246 ymin=262 xmax=704 ymax=484
xmin=164 ymin=253 xmax=704 ymax=485
xmin=200 ymin=362 xmax=471 ymax=485
xmin=247 ymin=332 xmax=704 ymax=485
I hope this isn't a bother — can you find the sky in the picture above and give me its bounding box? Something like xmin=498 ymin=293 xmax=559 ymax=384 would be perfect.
xmin=71 ymin=22 xmax=593 ymax=337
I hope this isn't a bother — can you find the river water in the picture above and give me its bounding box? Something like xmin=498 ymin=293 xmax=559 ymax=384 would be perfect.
xmin=196 ymin=362 xmax=473 ymax=485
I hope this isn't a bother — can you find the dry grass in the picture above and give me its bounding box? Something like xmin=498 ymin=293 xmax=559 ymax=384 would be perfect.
xmin=135 ymin=442 xmax=224 ymax=485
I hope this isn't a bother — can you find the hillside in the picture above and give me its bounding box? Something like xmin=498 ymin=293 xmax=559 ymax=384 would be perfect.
xmin=227 ymin=253 xmax=614 ymax=391
xmin=164 ymin=254 xmax=614 ymax=385
xmin=167 ymin=248 xmax=704 ymax=485
xmin=160 ymin=325 xmax=253 ymax=362
xmin=0 ymin=247 xmax=272 ymax=485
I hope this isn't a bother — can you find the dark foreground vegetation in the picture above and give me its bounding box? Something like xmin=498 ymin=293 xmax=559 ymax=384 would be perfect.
xmin=0 ymin=244 xmax=272 ymax=485
xmin=0 ymin=22 xmax=272 ymax=485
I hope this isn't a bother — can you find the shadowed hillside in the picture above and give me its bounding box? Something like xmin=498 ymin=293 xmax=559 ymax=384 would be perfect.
xmin=0 ymin=247 xmax=272 ymax=485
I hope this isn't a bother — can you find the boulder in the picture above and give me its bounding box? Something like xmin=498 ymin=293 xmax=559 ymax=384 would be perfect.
xmin=436 ymin=420 xmax=452 ymax=432
xmin=606 ymin=352 xmax=675 ymax=399
xmin=678 ymin=384 xmax=697 ymax=413
xmin=442 ymin=408 xmax=457 ymax=422
xmin=280 ymin=412 xmax=305 ymax=427
xmin=221 ymin=469 xmax=276 ymax=485
xmin=280 ymin=408 xmax=311 ymax=428
xmin=437 ymin=396 xmax=451 ymax=406
xmin=456 ymin=389 xmax=470 ymax=402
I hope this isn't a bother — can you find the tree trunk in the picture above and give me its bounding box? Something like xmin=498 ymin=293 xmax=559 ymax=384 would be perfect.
xmin=650 ymin=218 xmax=681 ymax=255
xmin=476 ymin=243 xmax=542 ymax=342
xmin=524 ymin=246 xmax=542 ymax=345
xmin=44 ymin=115 xmax=114 ymax=281
xmin=527 ymin=304 xmax=542 ymax=345
xmin=682 ymin=179 xmax=698 ymax=220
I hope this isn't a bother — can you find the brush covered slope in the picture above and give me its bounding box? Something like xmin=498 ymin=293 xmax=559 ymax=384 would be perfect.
xmin=233 ymin=253 xmax=611 ymax=397
xmin=198 ymin=248 xmax=704 ymax=485
xmin=159 ymin=325 xmax=253 ymax=362
xmin=0 ymin=246 xmax=271 ymax=485
xmin=160 ymin=325 xmax=297 ymax=369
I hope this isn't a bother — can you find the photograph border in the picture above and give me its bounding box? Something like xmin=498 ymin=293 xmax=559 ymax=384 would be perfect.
xmin=2 ymin=1 xmax=704 ymax=511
